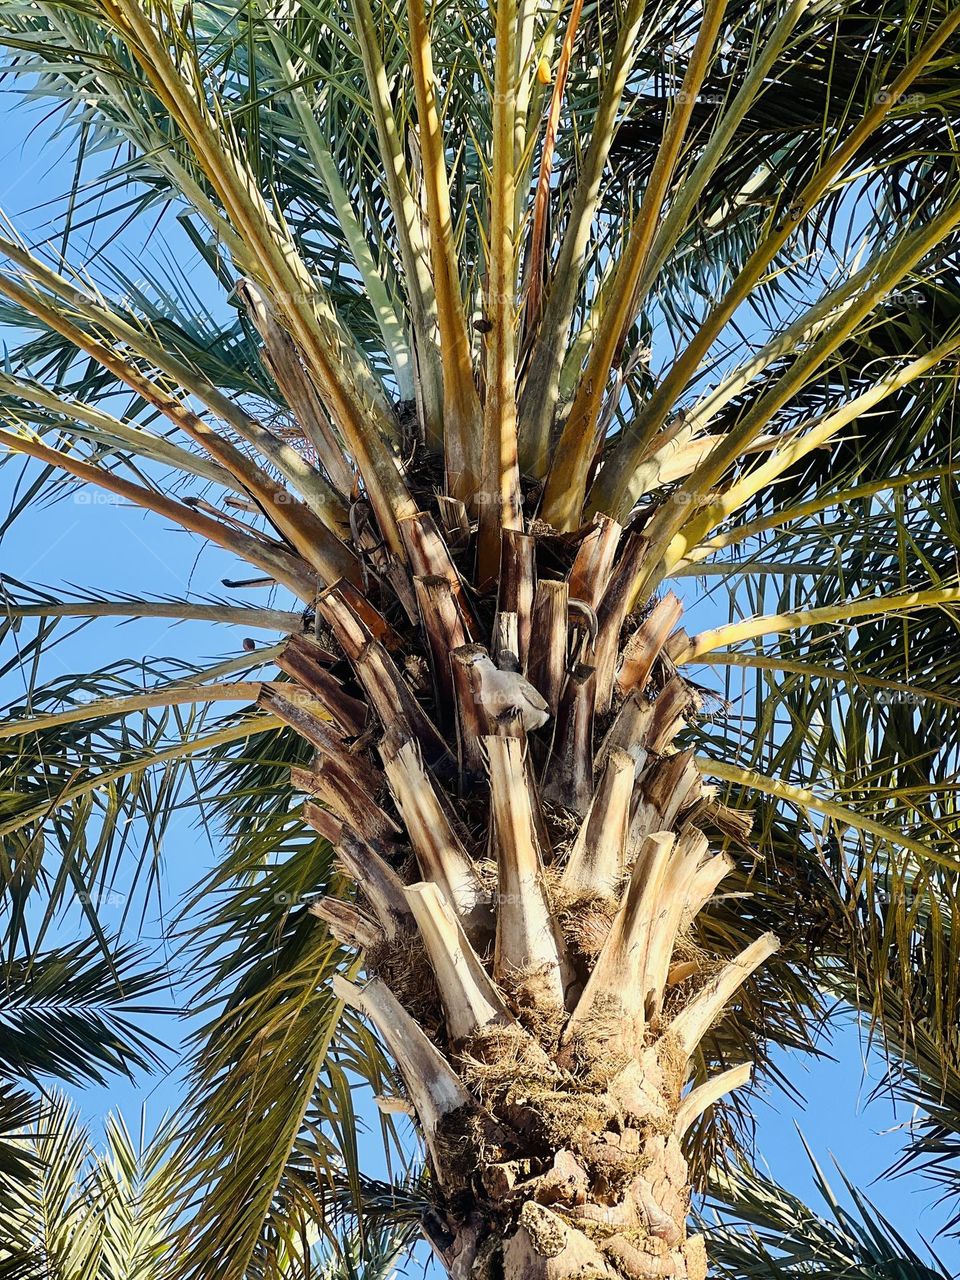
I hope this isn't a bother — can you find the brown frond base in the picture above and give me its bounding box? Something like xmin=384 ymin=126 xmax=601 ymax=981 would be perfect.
xmin=280 ymin=508 xmax=775 ymax=1279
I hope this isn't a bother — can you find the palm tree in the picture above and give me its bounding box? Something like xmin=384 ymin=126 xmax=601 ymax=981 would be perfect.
xmin=0 ymin=1094 xmax=414 ymax=1280
xmin=0 ymin=1096 xmax=178 ymax=1280
xmin=0 ymin=0 xmax=960 ymax=1276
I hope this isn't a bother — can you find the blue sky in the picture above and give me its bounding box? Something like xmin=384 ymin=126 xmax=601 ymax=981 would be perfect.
xmin=1 ymin=73 xmax=958 ymax=1272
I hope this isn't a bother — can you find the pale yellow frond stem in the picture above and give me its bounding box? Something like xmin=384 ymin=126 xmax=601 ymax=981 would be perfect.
xmin=517 ymin=0 xmax=648 ymax=474
xmin=615 ymin=0 xmax=812 ymax=343
xmin=629 ymin=198 xmax=960 ymax=603
xmin=558 ymin=0 xmax=807 ymax=479
xmin=523 ymin=0 xmax=585 ymax=336
xmin=0 ymin=683 xmax=265 ymax=741
xmin=676 ymin=587 xmax=960 ymax=663
xmin=266 ymin=32 xmax=414 ymax=398
xmin=2 ymin=602 xmax=302 ymax=631
xmin=0 ymin=714 xmax=282 ymax=840
xmin=0 ymin=373 xmax=238 ymax=492
xmin=674 ymin=559 xmax=840 ymax=579
xmin=36 ymin=2 xmax=249 ymax=262
xmin=0 ymin=427 xmax=317 ymax=601
xmin=556 ymin=254 xmax=618 ymax=400
xmin=606 ymin=266 xmax=863 ymax=518
xmin=350 ymin=0 xmax=445 ymax=448
xmin=512 ymin=6 xmax=565 ymax=228
xmin=166 ymin=645 xmax=287 ymax=682
xmin=99 ymin=0 xmax=415 ymax=553
xmin=695 ymin=757 xmax=960 ymax=872
xmin=665 ymin=333 xmax=960 ymax=574
xmin=695 ymin=651 xmax=960 ymax=711
xmin=0 ymin=269 xmax=359 ymax=588
xmin=406 ymin=0 xmax=483 ymax=498
xmin=513 ymin=0 xmax=542 ymax=143
xmin=622 ymin=425 xmax=794 ymax=506
xmin=540 ymin=0 xmax=729 ymax=531
xmin=588 ymin=4 xmax=960 ymax=518
xmin=477 ymin=0 xmax=524 ymax=584
xmin=0 ymin=233 xmax=348 ymax=530
xmin=691 ymin=465 xmax=958 ymax=562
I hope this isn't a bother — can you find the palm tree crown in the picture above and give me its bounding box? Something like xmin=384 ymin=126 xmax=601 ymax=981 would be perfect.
xmin=0 ymin=0 xmax=959 ymax=1276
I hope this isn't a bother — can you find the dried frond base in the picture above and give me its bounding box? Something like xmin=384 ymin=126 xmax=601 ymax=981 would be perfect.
xmin=279 ymin=516 xmax=774 ymax=1280
xmin=366 ymin=931 xmax=445 ymax=1038
xmin=552 ymin=886 xmax=619 ymax=962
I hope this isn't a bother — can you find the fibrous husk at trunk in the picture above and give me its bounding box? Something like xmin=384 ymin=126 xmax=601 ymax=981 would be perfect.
xmin=276 ymin=513 xmax=776 ymax=1280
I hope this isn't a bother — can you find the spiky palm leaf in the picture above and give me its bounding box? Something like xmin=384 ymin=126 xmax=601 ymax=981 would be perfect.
xmin=704 ymin=1154 xmax=954 ymax=1280
xmin=0 ymin=924 xmax=164 ymax=1228
xmin=0 ymin=1095 xmax=183 ymax=1280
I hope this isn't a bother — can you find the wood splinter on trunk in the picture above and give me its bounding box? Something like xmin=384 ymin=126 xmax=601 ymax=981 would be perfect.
xmin=316 ymin=578 xmax=397 ymax=657
xmin=592 ymin=531 xmax=648 ymax=714
xmin=355 ymin=637 xmax=451 ymax=769
xmin=617 ymin=592 xmax=684 ymax=696
xmin=567 ymin=513 xmax=622 ymax=609
xmin=485 ymin=734 xmax=573 ymax=1012
xmin=414 ymin=575 xmax=470 ymax=729
xmin=382 ymin=728 xmax=490 ymax=936
xmin=334 ymin=974 xmax=475 ymax=1181
xmin=274 ymin=636 xmax=368 ymax=736
xmin=498 ymin=529 xmax=536 ymax=669
xmin=670 ymin=933 xmax=780 ymax=1057
xmin=308 ymin=897 xmax=382 ymax=950
xmin=674 ymin=1062 xmax=753 ymax=1137
xmin=435 ymin=495 xmax=471 ymax=551
xmin=561 ymin=747 xmax=635 ymax=895
xmin=494 ymin=610 xmax=521 ymax=670
xmin=642 ymin=827 xmax=709 ymax=1019
xmin=451 ymin=643 xmax=490 ymax=780
xmin=528 ymin=578 xmax=569 ymax=715
xmin=400 ymin=510 xmax=478 ymax=637
xmin=563 ymin=832 xmax=676 ymax=1056
xmin=295 ymin=764 xmax=399 ymax=850
xmin=542 ymin=662 xmax=595 ymax=816
xmin=335 ymin=827 xmax=413 ymax=941
xmin=259 ymin=685 xmax=369 ymax=774
xmin=405 ymin=882 xmax=513 ymax=1043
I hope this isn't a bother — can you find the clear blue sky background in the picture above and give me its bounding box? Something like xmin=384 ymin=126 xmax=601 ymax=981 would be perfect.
xmin=1 ymin=79 xmax=958 ymax=1271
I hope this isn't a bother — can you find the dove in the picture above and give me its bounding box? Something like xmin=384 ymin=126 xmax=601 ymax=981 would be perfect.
xmin=466 ymin=652 xmax=551 ymax=732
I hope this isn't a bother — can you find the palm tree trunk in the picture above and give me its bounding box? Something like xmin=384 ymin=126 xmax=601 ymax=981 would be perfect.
xmin=278 ymin=513 xmax=775 ymax=1280
xmin=415 ymin=1025 xmax=712 ymax=1280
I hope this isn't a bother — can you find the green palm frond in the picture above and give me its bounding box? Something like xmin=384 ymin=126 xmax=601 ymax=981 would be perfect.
xmin=312 ymin=1221 xmax=419 ymax=1280
xmin=0 ymin=1083 xmax=41 ymax=1227
xmin=704 ymin=1152 xmax=953 ymax=1280
xmin=834 ymin=861 xmax=960 ymax=1237
xmin=0 ymin=1092 xmax=101 ymax=1280
xmin=89 ymin=1114 xmax=181 ymax=1280
xmin=0 ymin=938 xmax=163 ymax=1086
xmin=172 ymin=750 xmax=402 ymax=1278
xmin=0 ymin=1096 xmax=182 ymax=1280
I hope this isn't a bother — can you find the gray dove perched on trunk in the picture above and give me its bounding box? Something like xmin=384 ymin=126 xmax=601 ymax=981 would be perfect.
xmin=466 ymin=652 xmax=551 ymax=731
